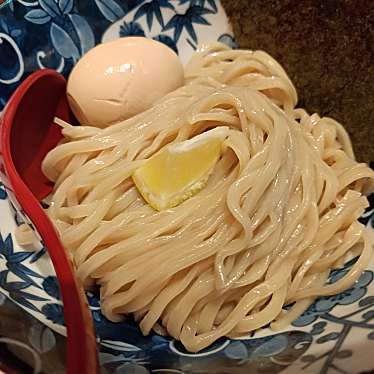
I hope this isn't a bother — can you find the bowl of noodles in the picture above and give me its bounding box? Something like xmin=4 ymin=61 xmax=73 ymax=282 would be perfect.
xmin=1 ymin=1 xmax=374 ymax=373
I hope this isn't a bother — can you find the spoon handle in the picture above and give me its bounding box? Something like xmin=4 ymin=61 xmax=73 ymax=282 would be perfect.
xmin=1 ymin=124 xmax=99 ymax=374
xmin=0 ymin=70 xmax=99 ymax=374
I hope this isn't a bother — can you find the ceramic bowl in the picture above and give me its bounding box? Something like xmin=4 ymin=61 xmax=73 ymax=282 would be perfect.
xmin=1 ymin=1 xmax=374 ymax=373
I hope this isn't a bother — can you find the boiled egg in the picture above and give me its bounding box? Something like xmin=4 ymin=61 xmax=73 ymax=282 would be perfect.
xmin=67 ymin=37 xmax=184 ymax=128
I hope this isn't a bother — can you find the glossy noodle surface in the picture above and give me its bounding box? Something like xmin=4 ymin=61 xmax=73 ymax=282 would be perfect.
xmin=42 ymin=43 xmax=374 ymax=352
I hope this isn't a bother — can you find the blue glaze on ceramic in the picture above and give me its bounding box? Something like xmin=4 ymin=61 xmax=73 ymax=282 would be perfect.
xmin=0 ymin=177 xmax=373 ymax=372
xmin=0 ymin=0 xmax=233 ymax=110
xmin=1 ymin=2 xmax=374 ymax=373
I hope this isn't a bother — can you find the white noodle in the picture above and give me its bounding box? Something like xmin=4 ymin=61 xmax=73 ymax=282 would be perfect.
xmin=42 ymin=43 xmax=374 ymax=352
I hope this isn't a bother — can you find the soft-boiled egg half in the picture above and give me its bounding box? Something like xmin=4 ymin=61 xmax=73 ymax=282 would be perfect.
xmin=67 ymin=37 xmax=184 ymax=128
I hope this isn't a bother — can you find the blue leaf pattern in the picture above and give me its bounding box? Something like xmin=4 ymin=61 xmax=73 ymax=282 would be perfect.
xmin=42 ymin=303 xmax=64 ymax=325
xmin=359 ymin=295 xmax=374 ymax=307
xmin=10 ymin=251 xmax=32 ymax=262
xmin=2 ymin=2 xmax=373 ymax=373
xmin=0 ymin=184 xmax=7 ymax=200
xmin=0 ymin=17 xmax=9 ymax=33
xmin=50 ymin=22 xmax=80 ymax=61
xmin=251 ymin=335 xmax=289 ymax=358
xmin=0 ymin=233 xmax=43 ymax=288
xmin=68 ymin=14 xmax=95 ymax=55
xmin=0 ymin=233 xmax=14 ymax=260
xmin=24 ymin=9 xmax=51 ymax=25
xmin=163 ymin=6 xmax=211 ymax=43
xmin=310 ymin=321 xmax=327 ymax=335
xmin=179 ymin=0 xmax=217 ymax=13
xmin=0 ymin=269 xmax=46 ymax=312
xmin=58 ymin=0 xmax=74 ymax=14
xmin=13 ymin=290 xmax=46 ymax=302
xmin=12 ymin=294 xmax=42 ymax=312
xmin=206 ymin=0 xmax=217 ymax=12
xmin=29 ymin=247 xmax=47 ymax=264
xmin=4 ymin=281 xmax=30 ymax=291
xmin=10 ymin=29 xmax=22 ymax=38
xmin=94 ymin=0 xmax=125 ymax=23
xmin=153 ymin=34 xmax=178 ymax=54
xmin=134 ymin=0 xmax=174 ymax=30
xmin=119 ymin=21 xmax=145 ymax=38
xmin=362 ymin=310 xmax=374 ymax=320
xmin=39 ymin=0 xmax=61 ymax=17
xmin=293 ymin=267 xmax=374 ymax=327
xmin=8 ymin=262 xmax=44 ymax=285
xmin=164 ymin=16 xmax=183 ymax=43
xmin=146 ymin=9 xmax=153 ymax=30
xmin=316 ymin=332 xmax=340 ymax=344
xmin=7 ymin=258 xmax=43 ymax=282
xmin=42 ymin=276 xmax=61 ymax=300
xmin=224 ymin=341 xmax=248 ymax=360
xmin=218 ymin=33 xmax=237 ymax=48
xmin=185 ymin=20 xmax=197 ymax=43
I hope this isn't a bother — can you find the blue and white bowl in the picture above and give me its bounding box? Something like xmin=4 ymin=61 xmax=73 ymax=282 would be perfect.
xmin=1 ymin=1 xmax=374 ymax=373
xmin=0 ymin=0 xmax=234 ymax=110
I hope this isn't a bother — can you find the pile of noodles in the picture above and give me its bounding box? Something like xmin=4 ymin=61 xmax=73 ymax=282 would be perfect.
xmin=42 ymin=43 xmax=374 ymax=352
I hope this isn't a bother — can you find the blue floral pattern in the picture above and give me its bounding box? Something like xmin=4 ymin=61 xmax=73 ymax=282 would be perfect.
xmin=0 ymin=0 xmax=232 ymax=110
xmin=134 ymin=0 xmax=174 ymax=30
xmin=287 ymin=256 xmax=374 ymax=373
xmin=1 ymin=209 xmax=371 ymax=373
xmin=119 ymin=21 xmax=145 ymax=37
xmin=42 ymin=276 xmax=61 ymax=300
xmin=41 ymin=303 xmax=65 ymax=325
xmin=23 ymin=0 xmax=95 ymax=63
xmin=1 ymin=1 xmax=374 ymax=373
xmin=0 ymin=269 xmax=46 ymax=312
xmin=163 ymin=5 xmax=212 ymax=44
xmin=0 ymin=232 xmax=44 ymax=289
xmin=293 ymin=261 xmax=373 ymax=327
xmin=94 ymin=0 xmax=126 ymax=23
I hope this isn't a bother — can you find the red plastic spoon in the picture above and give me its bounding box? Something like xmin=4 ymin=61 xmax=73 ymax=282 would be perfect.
xmin=0 ymin=69 xmax=99 ymax=374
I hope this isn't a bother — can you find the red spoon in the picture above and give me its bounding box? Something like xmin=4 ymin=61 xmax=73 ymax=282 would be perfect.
xmin=0 ymin=69 xmax=99 ymax=374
